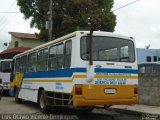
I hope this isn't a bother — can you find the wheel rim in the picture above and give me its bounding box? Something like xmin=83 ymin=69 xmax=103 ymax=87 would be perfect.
xmin=40 ymin=95 xmax=45 ymax=109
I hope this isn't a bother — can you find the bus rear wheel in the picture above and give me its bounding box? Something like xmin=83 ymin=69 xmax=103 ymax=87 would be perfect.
xmin=39 ymin=91 xmax=51 ymax=114
xmin=15 ymin=89 xmax=22 ymax=104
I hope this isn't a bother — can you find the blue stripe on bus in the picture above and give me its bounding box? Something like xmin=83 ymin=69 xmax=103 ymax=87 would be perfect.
xmin=23 ymin=68 xmax=138 ymax=79
xmin=23 ymin=68 xmax=86 ymax=78
xmin=95 ymin=68 xmax=138 ymax=74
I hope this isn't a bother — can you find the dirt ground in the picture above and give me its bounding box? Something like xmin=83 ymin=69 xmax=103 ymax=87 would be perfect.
xmin=0 ymin=97 xmax=141 ymax=120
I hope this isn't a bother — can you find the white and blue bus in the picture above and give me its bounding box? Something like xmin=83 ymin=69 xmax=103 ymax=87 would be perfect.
xmin=10 ymin=31 xmax=138 ymax=113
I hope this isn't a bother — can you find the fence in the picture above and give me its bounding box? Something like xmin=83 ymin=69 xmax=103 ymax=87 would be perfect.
xmin=139 ymin=63 xmax=160 ymax=105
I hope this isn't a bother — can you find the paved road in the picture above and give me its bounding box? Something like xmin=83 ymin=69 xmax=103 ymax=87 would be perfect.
xmin=0 ymin=97 xmax=141 ymax=120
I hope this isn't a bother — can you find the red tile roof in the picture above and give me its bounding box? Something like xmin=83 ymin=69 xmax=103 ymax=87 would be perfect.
xmin=9 ymin=32 xmax=38 ymax=40
xmin=0 ymin=47 xmax=31 ymax=55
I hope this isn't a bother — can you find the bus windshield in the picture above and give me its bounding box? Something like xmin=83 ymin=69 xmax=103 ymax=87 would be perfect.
xmin=0 ymin=61 xmax=12 ymax=73
xmin=81 ymin=36 xmax=135 ymax=62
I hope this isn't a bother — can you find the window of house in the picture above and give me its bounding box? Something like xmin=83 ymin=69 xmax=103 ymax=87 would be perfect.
xmin=154 ymin=56 xmax=157 ymax=62
xmin=64 ymin=40 xmax=72 ymax=68
xmin=49 ymin=43 xmax=64 ymax=70
xmin=28 ymin=52 xmax=37 ymax=72
xmin=15 ymin=41 xmax=19 ymax=47
xmin=146 ymin=56 xmax=151 ymax=62
xmin=15 ymin=58 xmax=20 ymax=73
xmin=37 ymin=48 xmax=48 ymax=71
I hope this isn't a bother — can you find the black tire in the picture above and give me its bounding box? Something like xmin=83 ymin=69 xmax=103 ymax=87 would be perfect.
xmin=77 ymin=106 xmax=94 ymax=113
xmin=39 ymin=90 xmax=51 ymax=114
xmin=104 ymin=105 xmax=112 ymax=110
xmin=15 ymin=89 xmax=22 ymax=104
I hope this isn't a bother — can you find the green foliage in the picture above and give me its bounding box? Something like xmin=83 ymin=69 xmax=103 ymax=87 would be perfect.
xmin=17 ymin=0 xmax=116 ymax=42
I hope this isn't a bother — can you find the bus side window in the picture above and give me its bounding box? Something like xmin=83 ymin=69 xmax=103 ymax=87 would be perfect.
xmin=49 ymin=43 xmax=64 ymax=70
xmin=57 ymin=44 xmax=64 ymax=69
xmin=64 ymin=40 xmax=72 ymax=68
xmin=10 ymin=60 xmax=15 ymax=82
xmin=0 ymin=62 xmax=1 ymax=72
xmin=15 ymin=58 xmax=20 ymax=73
xmin=20 ymin=55 xmax=28 ymax=73
xmin=49 ymin=46 xmax=57 ymax=70
xmin=28 ymin=52 xmax=37 ymax=72
xmin=37 ymin=48 xmax=48 ymax=71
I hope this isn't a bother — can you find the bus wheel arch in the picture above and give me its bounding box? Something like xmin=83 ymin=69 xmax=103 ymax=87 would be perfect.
xmin=37 ymin=87 xmax=44 ymax=103
xmin=38 ymin=89 xmax=51 ymax=113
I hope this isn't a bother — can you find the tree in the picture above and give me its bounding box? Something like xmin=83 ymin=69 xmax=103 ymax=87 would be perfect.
xmin=17 ymin=0 xmax=116 ymax=42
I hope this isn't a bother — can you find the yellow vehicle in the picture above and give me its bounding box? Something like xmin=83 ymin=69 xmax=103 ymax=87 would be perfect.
xmin=10 ymin=31 xmax=138 ymax=113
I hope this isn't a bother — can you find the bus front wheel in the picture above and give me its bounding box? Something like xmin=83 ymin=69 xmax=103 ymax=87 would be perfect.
xmin=15 ymin=89 xmax=22 ymax=104
xmin=39 ymin=91 xmax=51 ymax=114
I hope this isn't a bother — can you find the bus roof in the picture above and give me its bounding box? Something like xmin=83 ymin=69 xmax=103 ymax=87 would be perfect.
xmin=0 ymin=59 xmax=12 ymax=62
xmin=13 ymin=31 xmax=134 ymax=59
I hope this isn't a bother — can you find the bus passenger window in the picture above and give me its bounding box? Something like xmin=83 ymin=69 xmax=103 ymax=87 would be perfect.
xmin=20 ymin=55 xmax=27 ymax=73
xmin=37 ymin=48 xmax=48 ymax=71
xmin=49 ymin=43 xmax=64 ymax=70
xmin=0 ymin=62 xmax=1 ymax=72
xmin=28 ymin=52 xmax=37 ymax=72
xmin=49 ymin=46 xmax=57 ymax=70
xmin=1 ymin=61 xmax=12 ymax=73
xmin=64 ymin=40 xmax=72 ymax=68
xmin=15 ymin=58 xmax=20 ymax=73
xmin=56 ymin=44 xmax=64 ymax=69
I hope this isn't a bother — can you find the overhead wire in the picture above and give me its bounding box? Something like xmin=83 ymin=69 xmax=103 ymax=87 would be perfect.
xmin=0 ymin=7 xmax=19 ymax=31
xmin=0 ymin=0 xmax=141 ymax=38
xmin=112 ymin=0 xmax=140 ymax=12
xmin=0 ymin=0 xmax=18 ymax=30
xmin=0 ymin=12 xmax=19 ymax=13
xmin=0 ymin=0 xmax=17 ymax=25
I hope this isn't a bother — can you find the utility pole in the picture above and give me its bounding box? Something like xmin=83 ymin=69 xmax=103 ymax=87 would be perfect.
xmin=48 ymin=0 xmax=53 ymax=41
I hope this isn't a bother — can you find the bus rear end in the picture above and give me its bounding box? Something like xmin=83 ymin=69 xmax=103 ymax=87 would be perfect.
xmin=73 ymin=32 xmax=138 ymax=107
xmin=0 ymin=60 xmax=12 ymax=93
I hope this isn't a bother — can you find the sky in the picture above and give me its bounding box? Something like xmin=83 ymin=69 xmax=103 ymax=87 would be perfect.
xmin=0 ymin=0 xmax=160 ymax=51
xmin=113 ymin=0 xmax=160 ymax=49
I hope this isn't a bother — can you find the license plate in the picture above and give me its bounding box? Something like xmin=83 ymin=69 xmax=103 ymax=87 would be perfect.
xmin=105 ymin=89 xmax=116 ymax=94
